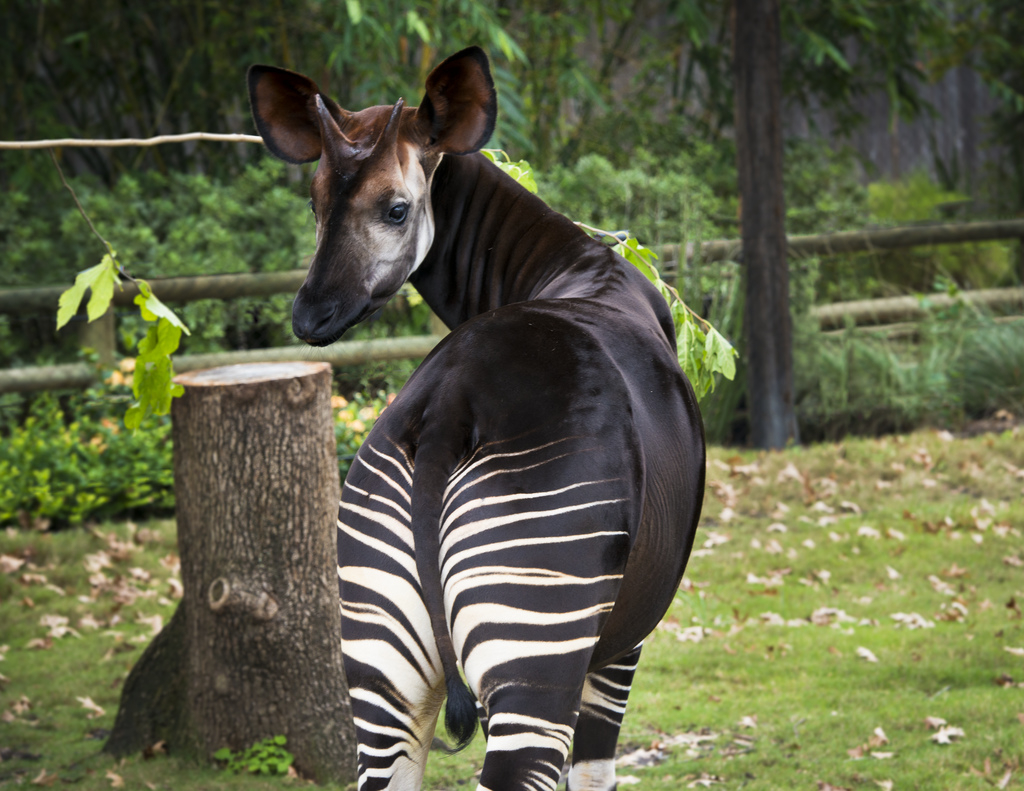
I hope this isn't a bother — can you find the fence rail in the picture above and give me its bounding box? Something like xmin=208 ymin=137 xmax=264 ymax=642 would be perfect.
xmin=2 ymin=219 xmax=1023 ymax=395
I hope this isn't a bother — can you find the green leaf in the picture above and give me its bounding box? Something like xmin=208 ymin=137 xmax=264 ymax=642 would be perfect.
xmin=213 ymin=748 xmax=233 ymax=761
xmin=704 ymin=326 xmax=738 ymax=381
xmin=134 ymin=280 xmax=190 ymax=334
xmin=273 ymin=735 xmax=287 ymax=746
xmin=345 ymin=0 xmax=362 ymax=24
xmin=405 ymin=10 xmax=430 ymax=42
xmin=56 ymin=255 xmax=120 ymax=330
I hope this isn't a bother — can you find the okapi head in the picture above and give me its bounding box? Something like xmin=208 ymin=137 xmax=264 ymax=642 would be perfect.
xmin=248 ymin=47 xmax=497 ymax=346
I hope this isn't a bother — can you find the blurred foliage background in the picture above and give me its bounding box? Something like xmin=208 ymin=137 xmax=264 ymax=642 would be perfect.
xmin=1 ymin=0 xmax=1024 ymax=525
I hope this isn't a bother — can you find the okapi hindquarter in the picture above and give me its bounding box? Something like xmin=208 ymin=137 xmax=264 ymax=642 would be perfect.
xmin=248 ymin=45 xmax=705 ymax=791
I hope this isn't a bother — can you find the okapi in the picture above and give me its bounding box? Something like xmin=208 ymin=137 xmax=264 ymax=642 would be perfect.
xmin=247 ymin=47 xmax=706 ymax=791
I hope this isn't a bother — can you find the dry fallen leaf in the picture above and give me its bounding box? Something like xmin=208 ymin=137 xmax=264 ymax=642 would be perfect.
xmin=737 ymin=715 xmax=758 ymax=729
xmin=1004 ymin=647 xmax=1024 ymax=657
xmin=77 ymin=696 xmax=106 ymax=719
xmin=817 ymin=782 xmax=852 ymax=791
xmin=777 ymin=462 xmax=805 ymax=484
xmin=106 ymin=769 xmax=124 ymax=788
xmin=856 ymin=646 xmax=879 ymax=663
xmin=931 ymin=725 xmax=965 ymax=744
xmin=892 ymin=612 xmax=935 ymax=630
xmin=616 ymin=746 xmax=666 ymax=768
xmin=0 ymin=554 xmax=26 ymax=574
xmin=136 ymin=613 xmax=164 ymax=635
xmin=869 ymin=727 xmax=889 ymax=747
xmin=687 ymin=773 xmax=723 ymax=788
xmin=31 ymin=768 xmax=58 ymax=787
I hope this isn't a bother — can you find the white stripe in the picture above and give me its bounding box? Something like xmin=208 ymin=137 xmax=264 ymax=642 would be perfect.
xmin=487 ymin=712 xmax=574 ymax=739
xmin=443 ymin=438 xmax=581 ymax=500
xmin=365 ymin=441 xmax=414 ymax=487
xmin=345 ymin=638 xmax=440 ymax=705
xmin=463 ymin=636 xmax=598 ymax=692
xmin=441 ymin=530 xmax=628 ymax=585
xmin=344 ymin=483 xmax=411 ymax=522
xmin=440 ymin=479 xmax=615 ymax=538
xmin=451 ymin=602 xmax=611 ymax=662
xmin=348 ymin=688 xmax=415 ymax=728
xmin=341 ymin=598 xmax=439 ymax=676
xmin=338 ymin=524 xmax=417 ymax=576
xmin=486 ymin=731 xmax=570 ymax=754
xmin=440 ymin=499 xmax=625 ymax=561
xmin=351 ymin=454 xmax=411 ymax=505
xmin=339 ymin=503 xmax=414 ymax=550
xmin=445 ymin=566 xmax=622 ymax=595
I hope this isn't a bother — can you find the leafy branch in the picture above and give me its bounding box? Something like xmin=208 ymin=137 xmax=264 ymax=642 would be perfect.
xmin=50 ymin=150 xmax=190 ymax=429
xmin=484 ymin=150 xmax=737 ymax=400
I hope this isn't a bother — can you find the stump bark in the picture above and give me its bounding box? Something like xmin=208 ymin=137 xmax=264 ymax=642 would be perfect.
xmin=105 ymin=361 xmax=356 ymax=784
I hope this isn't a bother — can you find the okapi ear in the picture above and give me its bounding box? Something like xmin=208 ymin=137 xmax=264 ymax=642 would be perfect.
xmin=247 ymin=64 xmax=337 ymax=164
xmin=416 ymin=47 xmax=497 ymax=155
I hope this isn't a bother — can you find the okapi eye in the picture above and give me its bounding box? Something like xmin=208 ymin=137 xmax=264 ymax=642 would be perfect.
xmin=387 ymin=203 xmax=409 ymax=224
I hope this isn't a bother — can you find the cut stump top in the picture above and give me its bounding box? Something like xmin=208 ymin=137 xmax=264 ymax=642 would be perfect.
xmin=174 ymin=361 xmax=331 ymax=388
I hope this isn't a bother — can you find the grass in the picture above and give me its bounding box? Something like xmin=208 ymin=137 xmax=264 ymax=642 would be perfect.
xmin=1 ymin=427 xmax=1023 ymax=790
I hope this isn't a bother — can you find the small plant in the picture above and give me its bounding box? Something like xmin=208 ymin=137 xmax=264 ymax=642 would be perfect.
xmin=213 ymin=735 xmax=295 ymax=776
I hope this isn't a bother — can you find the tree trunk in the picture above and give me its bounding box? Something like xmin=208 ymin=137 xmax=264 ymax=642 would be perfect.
xmin=105 ymin=361 xmax=356 ymax=784
xmin=733 ymin=0 xmax=799 ymax=449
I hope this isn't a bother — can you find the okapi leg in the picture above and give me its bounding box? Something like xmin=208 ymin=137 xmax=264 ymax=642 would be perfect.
xmin=475 ymin=677 xmax=585 ymax=791
xmin=567 ymin=645 xmax=643 ymax=791
xmin=337 ymin=442 xmax=448 ymax=791
xmin=476 ymin=699 xmax=490 ymax=740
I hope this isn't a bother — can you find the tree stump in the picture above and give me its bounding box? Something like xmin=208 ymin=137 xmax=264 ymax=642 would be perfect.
xmin=105 ymin=361 xmax=356 ymax=784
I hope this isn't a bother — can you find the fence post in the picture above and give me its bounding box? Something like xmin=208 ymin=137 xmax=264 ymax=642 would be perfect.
xmin=77 ymin=307 xmax=116 ymax=368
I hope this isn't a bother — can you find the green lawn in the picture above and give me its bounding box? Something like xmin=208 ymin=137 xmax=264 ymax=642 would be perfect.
xmin=2 ymin=427 xmax=1022 ymax=789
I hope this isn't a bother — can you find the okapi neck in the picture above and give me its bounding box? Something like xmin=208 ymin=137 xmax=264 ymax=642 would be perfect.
xmin=410 ymin=153 xmax=630 ymax=330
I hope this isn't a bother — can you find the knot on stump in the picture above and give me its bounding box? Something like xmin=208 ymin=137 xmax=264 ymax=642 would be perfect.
xmin=208 ymin=577 xmax=280 ymax=621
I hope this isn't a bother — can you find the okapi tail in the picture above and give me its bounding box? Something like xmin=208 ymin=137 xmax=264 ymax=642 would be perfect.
xmin=410 ymin=440 xmax=478 ymax=753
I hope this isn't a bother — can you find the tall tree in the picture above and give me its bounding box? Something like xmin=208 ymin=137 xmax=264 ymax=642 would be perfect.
xmin=733 ymin=0 xmax=799 ymax=449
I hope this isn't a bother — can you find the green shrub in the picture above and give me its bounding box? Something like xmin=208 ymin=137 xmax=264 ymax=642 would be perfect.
xmin=0 ymin=383 xmax=403 ymax=528
xmin=814 ymin=170 xmax=1017 ymax=302
xmin=952 ymin=319 xmax=1024 ymax=417
xmin=0 ymin=159 xmax=314 ymax=367
xmin=0 ymin=389 xmax=174 ymax=528
xmin=537 ymin=149 xmax=722 ymax=247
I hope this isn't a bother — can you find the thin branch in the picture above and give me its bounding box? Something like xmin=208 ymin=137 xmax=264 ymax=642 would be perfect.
xmin=48 ymin=149 xmax=112 ymax=256
xmin=574 ymin=221 xmax=713 ymax=331
xmin=2 ymin=132 xmax=264 ymax=150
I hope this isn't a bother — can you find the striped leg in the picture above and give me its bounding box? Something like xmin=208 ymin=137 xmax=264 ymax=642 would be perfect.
xmin=339 ymin=441 xmax=447 ymax=791
xmin=567 ymin=645 xmax=643 ymax=791
xmin=440 ymin=438 xmax=634 ymax=791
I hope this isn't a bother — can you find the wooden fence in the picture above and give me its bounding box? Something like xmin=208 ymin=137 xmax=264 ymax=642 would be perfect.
xmin=1 ymin=219 xmax=1022 ymax=395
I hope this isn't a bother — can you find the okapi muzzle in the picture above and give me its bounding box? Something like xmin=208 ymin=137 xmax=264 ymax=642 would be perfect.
xmin=247 ymin=48 xmax=496 ymax=346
